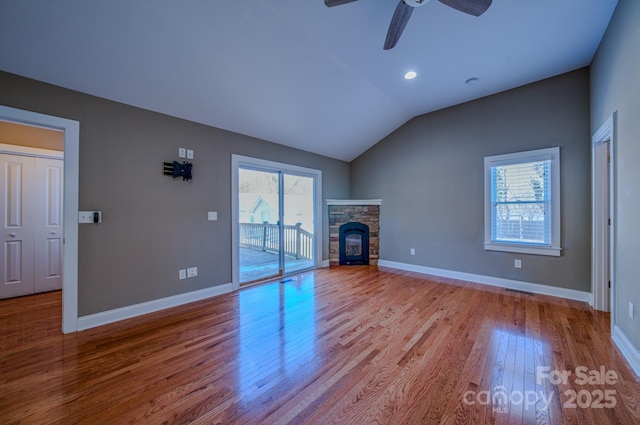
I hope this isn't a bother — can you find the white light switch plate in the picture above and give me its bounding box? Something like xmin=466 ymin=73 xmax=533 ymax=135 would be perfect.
xmin=208 ymin=211 xmax=217 ymax=221
xmin=79 ymin=211 xmax=102 ymax=224
xmin=178 ymin=148 xmax=186 ymax=158
xmin=78 ymin=212 xmax=93 ymax=223
xmin=179 ymin=269 xmax=187 ymax=280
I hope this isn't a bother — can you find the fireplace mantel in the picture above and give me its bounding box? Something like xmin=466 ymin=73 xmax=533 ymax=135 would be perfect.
xmin=326 ymin=199 xmax=382 ymax=206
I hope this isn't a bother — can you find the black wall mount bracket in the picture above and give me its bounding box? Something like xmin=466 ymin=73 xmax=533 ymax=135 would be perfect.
xmin=163 ymin=161 xmax=193 ymax=181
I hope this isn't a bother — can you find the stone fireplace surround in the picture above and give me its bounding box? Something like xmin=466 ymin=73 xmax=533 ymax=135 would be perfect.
xmin=327 ymin=199 xmax=381 ymax=266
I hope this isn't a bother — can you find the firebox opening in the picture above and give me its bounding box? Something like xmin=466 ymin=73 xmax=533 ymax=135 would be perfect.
xmin=339 ymin=222 xmax=369 ymax=265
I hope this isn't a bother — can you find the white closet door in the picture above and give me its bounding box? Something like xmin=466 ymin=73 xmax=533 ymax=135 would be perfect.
xmin=34 ymin=157 xmax=63 ymax=293
xmin=0 ymin=154 xmax=35 ymax=298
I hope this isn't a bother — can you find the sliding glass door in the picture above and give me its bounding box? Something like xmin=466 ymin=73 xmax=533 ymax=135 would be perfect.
xmin=233 ymin=156 xmax=321 ymax=287
xmin=282 ymin=174 xmax=315 ymax=274
xmin=238 ymin=168 xmax=282 ymax=283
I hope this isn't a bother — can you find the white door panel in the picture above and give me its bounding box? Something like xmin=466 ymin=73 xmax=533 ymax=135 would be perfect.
xmin=0 ymin=155 xmax=35 ymax=298
xmin=0 ymin=154 xmax=63 ymax=299
xmin=35 ymin=158 xmax=63 ymax=293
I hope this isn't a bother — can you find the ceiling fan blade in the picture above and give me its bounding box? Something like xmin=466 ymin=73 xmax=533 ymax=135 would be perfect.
xmin=324 ymin=0 xmax=360 ymax=7
xmin=438 ymin=0 xmax=492 ymax=17
xmin=384 ymin=1 xmax=414 ymax=50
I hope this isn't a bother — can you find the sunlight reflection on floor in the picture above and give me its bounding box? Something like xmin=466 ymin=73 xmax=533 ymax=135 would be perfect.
xmin=237 ymin=276 xmax=317 ymax=400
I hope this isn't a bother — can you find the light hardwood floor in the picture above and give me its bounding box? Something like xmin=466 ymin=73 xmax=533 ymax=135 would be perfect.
xmin=1 ymin=266 xmax=639 ymax=424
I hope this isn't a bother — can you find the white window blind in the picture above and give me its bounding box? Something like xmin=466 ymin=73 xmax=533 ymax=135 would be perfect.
xmin=484 ymin=147 xmax=560 ymax=256
xmin=491 ymin=160 xmax=550 ymax=245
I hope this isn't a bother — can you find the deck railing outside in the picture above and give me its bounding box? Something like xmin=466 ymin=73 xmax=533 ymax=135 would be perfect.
xmin=240 ymin=222 xmax=313 ymax=260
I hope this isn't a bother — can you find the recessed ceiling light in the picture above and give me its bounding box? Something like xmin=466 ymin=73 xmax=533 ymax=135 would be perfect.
xmin=404 ymin=71 xmax=417 ymax=80
xmin=465 ymin=77 xmax=479 ymax=85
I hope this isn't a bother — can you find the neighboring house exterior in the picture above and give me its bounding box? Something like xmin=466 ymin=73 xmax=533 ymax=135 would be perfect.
xmin=239 ymin=193 xmax=314 ymax=232
xmin=239 ymin=194 xmax=278 ymax=224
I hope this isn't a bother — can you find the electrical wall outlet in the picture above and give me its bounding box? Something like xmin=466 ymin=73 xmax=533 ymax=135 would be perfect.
xmin=514 ymin=259 xmax=522 ymax=269
xmin=410 ymin=248 xmax=415 ymax=255
xmin=187 ymin=267 xmax=198 ymax=278
xmin=186 ymin=149 xmax=194 ymax=159
xmin=208 ymin=211 xmax=217 ymax=221
xmin=179 ymin=269 xmax=187 ymax=280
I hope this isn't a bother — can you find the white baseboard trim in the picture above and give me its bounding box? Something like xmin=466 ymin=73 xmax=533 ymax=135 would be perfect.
xmin=377 ymin=260 xmax=591 ymax=303
xmin=612 ymin=325 xmax=640 ymax=377
xmin=77 ymin=283 xmax=233 ymax=331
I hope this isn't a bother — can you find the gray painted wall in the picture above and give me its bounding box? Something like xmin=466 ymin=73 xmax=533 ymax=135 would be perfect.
xmin=351 ymin=69 xmax=592 ymax=292
xmin=0 ymin=71 xmax=350 ymax=316
xmin=591 ymin=0 xmax=640 ymax=353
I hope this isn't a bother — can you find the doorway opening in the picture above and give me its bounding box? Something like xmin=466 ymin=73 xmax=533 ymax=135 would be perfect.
xmin=0 ymin=132 xmax=64 ymax=299
xmin=232 ymin=155 xmax=322 ymax=289
xmin=592 ymin=113 xmax=616 ymax=319
xmin=0 ymin=106 xmax=79 ymax=334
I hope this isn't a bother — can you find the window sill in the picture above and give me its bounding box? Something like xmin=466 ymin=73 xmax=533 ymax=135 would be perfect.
xmin=484 ymin=243 xmax=561 ymax=257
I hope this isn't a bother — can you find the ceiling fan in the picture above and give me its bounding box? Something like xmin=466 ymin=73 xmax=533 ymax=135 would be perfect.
xmin=325 ymin=0 xmax=492 ymax=50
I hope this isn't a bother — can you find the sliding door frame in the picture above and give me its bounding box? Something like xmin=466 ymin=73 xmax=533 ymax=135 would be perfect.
xmin=231 ymin=155 xmax=322 ymax=290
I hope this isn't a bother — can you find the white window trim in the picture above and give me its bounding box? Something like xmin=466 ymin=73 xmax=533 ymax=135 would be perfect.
xmin=484 ymin=147 xmax=561 ymax=256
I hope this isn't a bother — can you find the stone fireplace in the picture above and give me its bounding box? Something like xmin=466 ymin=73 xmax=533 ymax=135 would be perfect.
xmin=327 ymin=199 xmax=381 ymax=266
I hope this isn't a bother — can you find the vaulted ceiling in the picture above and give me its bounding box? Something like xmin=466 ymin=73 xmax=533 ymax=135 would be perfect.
xmin=0 ymin=0 xmax=618 ymax=161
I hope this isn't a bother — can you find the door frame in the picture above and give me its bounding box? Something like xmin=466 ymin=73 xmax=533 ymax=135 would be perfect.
xmin=231 ymin=155 xmax=322 ymax=290
xmin=591 ymin=113 xmax=616 ymax=319
xmin=0 ymin=106 xmax=79 ymax=334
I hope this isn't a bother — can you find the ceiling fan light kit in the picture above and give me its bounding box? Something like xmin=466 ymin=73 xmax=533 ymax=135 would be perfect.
xmin=325 ymin=0 xmax=492 ymax=50
xmin=404 ymin=0 xmax=430 ymax=7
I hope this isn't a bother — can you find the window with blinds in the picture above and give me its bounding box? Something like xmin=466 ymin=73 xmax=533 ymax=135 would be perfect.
xmin=491 ymin=160 xmax=550 ymax=245
xmin=484 ymin=147 xmax=561 ymax=256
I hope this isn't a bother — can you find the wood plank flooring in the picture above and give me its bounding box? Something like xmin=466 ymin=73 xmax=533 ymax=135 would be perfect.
xmin=1 ymin=266 xmax=639 ymax=424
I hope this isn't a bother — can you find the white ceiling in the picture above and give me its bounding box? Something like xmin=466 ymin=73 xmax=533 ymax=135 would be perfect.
xmin=0 ymin=0 xmax=618 ymax=161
